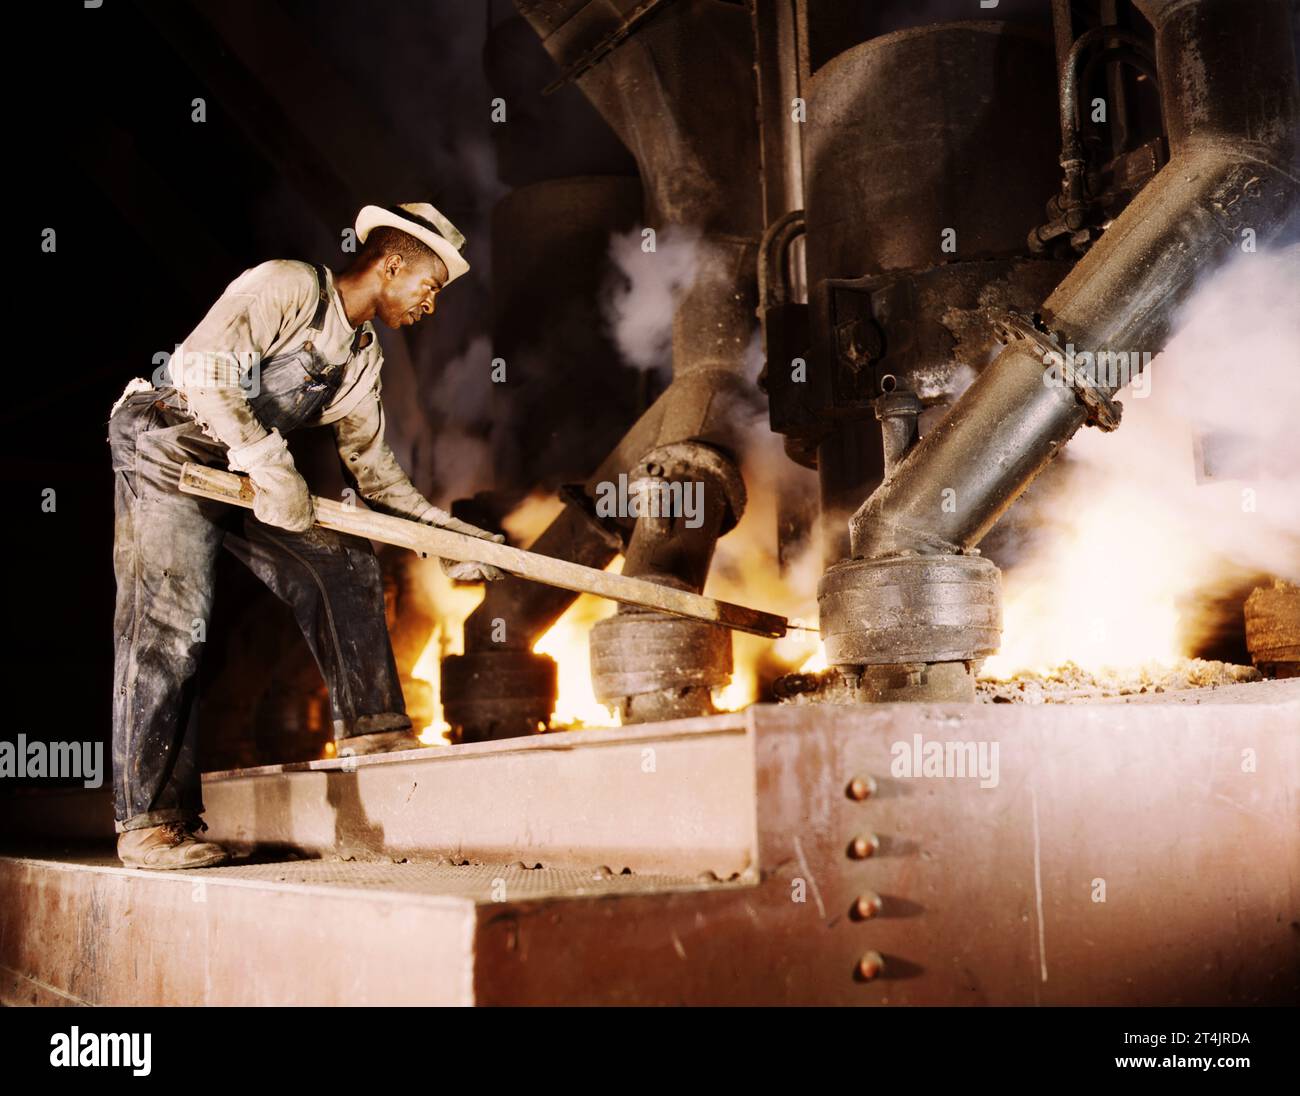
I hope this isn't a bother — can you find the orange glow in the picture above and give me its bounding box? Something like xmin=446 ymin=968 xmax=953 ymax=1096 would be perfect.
xmin=704 ymin=449 xmax=823 ymax=709
xmin=408 ymin=565 xmax=485 ymax=744
xmin=533 ymin=584 xmax=620 ymax=729
xmin=406 ymin=450 xmax=826 ymax=733
xmin=980 ymin=398 xmax=1234 ymax=681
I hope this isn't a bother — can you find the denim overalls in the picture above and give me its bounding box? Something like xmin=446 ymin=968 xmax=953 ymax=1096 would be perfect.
xmin=108 ymin=264 xmax=410 ymax=833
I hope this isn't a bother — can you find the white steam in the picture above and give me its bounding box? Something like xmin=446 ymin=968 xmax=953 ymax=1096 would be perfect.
xmin=986 ymin=244 xmax=1300 ymax=673
xmin=602 ymin=225 xmax=702 ymax=378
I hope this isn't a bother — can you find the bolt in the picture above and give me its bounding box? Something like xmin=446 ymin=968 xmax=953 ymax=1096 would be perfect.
xmin=847 ymin=775 xmax=877 ymax=801
xmin=855 ymin=951 xmax=885 ymax=982
xmin=848 ymin=833 xmax=880 ymax=860
xmin=851 ymin=892 xmax=883 ymax=921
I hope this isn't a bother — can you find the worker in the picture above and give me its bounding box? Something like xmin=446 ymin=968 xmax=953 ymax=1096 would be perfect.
xmin=107 ymin=203 xmax=501 ymax=870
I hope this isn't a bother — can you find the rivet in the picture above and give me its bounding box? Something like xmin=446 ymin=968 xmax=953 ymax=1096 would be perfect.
xmin=855 ymin=951 xmax=885 ymax=982
xmin=851 ymin=892 xmax=883 ymax=920
xmin=848 ymin=833 xmax=880 ymax=860
xmin=847 ymin=775 xmax=876 ymax=801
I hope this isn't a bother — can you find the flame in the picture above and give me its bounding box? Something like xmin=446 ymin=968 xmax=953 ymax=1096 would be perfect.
xmin=533 ymin=587 xmax=619 ymax=728
xmin=509 ymin=494 xmax=621 ymax=728
xmin=408 ymin=567 xmax=484 ymax=743
xmin=983 ymin=251 xmax=1300 ymax=680
xmin=404 ymin=496 xmax=823 ymax=731
xmin=704 ymin=445 xmax=824 ymax=708
xmin=797 ymin=643 xmax=827 ymax=673
xmin=980 ymin=496 xmax=1191 ymax=680
xmin=407 ymin=493 xmax=623 ymax=737
xmin=406 ymin=434 xmax=827 ymax=731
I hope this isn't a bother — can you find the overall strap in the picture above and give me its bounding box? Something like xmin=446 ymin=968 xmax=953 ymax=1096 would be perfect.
xmin=308 ymin=263 xmax=331 ymax=331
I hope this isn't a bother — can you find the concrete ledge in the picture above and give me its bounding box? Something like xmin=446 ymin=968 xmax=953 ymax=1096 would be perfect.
xmin=0 ymin=714 xmax=758 ymax=878
xmin=0 ymin=855 xmax=477 ymax=1006
xmin=200 ymin=716 xmax=756 ymax=875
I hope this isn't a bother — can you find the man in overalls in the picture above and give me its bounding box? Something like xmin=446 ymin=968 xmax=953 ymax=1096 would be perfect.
xmin=108 ymin=202 xmax=501 ymax=870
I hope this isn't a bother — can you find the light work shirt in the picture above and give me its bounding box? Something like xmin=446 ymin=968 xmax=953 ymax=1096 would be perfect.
xmin=167 ymin=260 xmax=434 ymax=521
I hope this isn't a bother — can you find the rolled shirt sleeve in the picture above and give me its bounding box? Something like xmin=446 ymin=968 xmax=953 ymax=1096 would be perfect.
xmin=333 ymin=381 xmax=437 ymax=522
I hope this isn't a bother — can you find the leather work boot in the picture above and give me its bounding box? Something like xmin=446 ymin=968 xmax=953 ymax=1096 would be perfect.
xmin=117 ymin=821 xmax=229 ymax=870
xmin=336 ymin=729 xmax=425 ymax=757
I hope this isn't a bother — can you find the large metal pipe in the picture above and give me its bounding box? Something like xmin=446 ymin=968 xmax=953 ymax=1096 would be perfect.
xmin=449 ymin=0 xmax=764 ymax=733
xmin=849 ymin=0 xmax=1298 ymax=561
xmin=509 ymin=2 xmax=759 ymax=728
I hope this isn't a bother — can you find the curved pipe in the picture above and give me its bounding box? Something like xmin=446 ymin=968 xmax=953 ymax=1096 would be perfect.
xmin=1060 ymin=26 xmax=1156 ymax=170
xmin=850 ymin=0 xmax=1298 ymax=560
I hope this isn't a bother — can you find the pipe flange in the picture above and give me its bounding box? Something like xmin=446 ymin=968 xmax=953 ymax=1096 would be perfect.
xmin=589 ymin=608 xmax=733 ymax=712
xmin=817 ymin=553 xmax=1002 ymax=667
xmin=991 ymin=310 xmax=1123 ymax=432
xmin=634 ymin=440 xmax=747 ymax=534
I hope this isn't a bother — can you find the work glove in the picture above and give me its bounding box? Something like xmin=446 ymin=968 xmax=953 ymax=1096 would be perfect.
xmin=228 ymin=429 xmax=315 ymax=533
xmin=416 ymin=502 xmax=506 ymax=582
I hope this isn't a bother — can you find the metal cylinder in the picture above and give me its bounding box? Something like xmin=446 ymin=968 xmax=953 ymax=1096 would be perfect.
xmin=500 ymin=0 xmax=764 ymax=729
xmin=804 ymin=21 xmax=1060 ymax=281
xmin=590 ymin=441 xmax=744 ymax=723
xmin=802 ymin=20 xmax=1065 ymax=567
xmin=852 ymin=342 xmax=1087 ymax=556
xmin=818 ymin=553 xmax=1002 ymax=668
xmin=589 ymin=608 xmax=733 ymax=723
xmin=876 ymin=390 xmax=923 ymax=476
xmin=1135 ymin=0 xmax=1299 ymax=157
xmin=858 ymin=660 xmax=983 ymax=704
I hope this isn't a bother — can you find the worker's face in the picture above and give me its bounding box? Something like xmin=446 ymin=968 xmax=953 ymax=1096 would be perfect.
xmin=376 ymin=252 xmax=448 ymax=329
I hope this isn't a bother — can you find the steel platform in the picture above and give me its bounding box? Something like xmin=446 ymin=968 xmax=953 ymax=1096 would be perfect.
xmin=2 ymin=684 xmax=1297 ymax=1005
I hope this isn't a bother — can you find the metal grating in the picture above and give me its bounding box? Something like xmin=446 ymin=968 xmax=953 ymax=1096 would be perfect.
xmin=14 ymin=853 xmax=748 ymax=904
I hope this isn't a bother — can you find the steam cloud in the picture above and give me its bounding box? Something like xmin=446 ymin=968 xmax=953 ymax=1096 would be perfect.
xmin=987 ymin=244 xmax=1300 ymax=670
xmin=602 ymin=225 xmax=702 ymax=381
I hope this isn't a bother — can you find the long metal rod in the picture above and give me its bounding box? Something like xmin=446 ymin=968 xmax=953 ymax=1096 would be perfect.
xmin=179 ymin=463 xmax=789 ymax=638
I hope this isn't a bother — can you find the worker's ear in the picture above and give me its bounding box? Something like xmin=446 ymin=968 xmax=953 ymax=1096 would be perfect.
xmin=382 ymin=253 xmax=404 ymax=282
